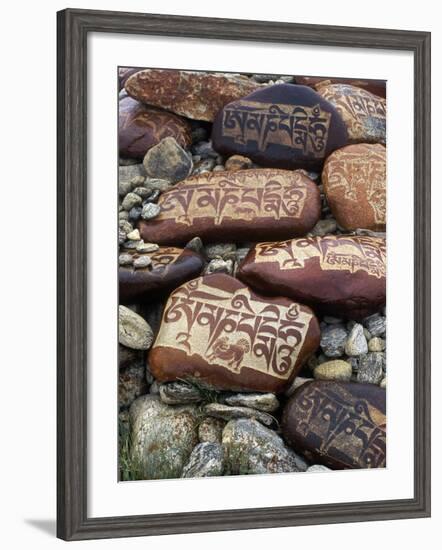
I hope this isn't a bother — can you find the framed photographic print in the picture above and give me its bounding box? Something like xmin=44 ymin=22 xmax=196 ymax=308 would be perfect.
xmin=57 ymin=8 xmax=431 ymax=541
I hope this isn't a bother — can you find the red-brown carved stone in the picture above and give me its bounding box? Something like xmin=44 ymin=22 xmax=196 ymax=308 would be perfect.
xmin=138 ymin=169 xmax=321 ymax=245
xmin=295 ymin=76 xmax=386 ymax=98
xmin=119 ymin=247 xmax=204 ymax=304
xmin=322 ymin=143 xmax=386 ymax=231
xmin=211 ymin=84 xmax=349 ymax=170
xmin=119 ymin=67 xmax=144 ymax=90
xmin=125 ymin=69 xmax=261 ymax=122
xmin=315 ymin=83 xmax=386 ymax=144
xmin=281 ymin=380 xmax=386 ymax=469
xmin=149 ymin=274 xmax=320 ymax=393
xmin=119 ymin=96 xmax=192 ymax=159
xmin=237 ymin=235 xmax=386 ymax=320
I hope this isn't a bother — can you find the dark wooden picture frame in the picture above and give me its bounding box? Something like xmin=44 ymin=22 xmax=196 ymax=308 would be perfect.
xmin=57 ymin=8 xmax=431 ymax=541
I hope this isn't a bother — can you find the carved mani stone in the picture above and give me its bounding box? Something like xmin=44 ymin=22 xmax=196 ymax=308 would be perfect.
xmin=237 ymin=235 xmax=386 ymax=320
xmin=119 ymin=247 xmax=204 ymax=304
xmin=119 ymin=95 xmax=192 ymax=159
xmin=281 ymin=380 xmax=386 ymax=469
xmin=211 ymin=84 xmax=349 ymax=170
xmin=294 ymin=76 xmax=386 ymax=99
xmin=138 ymin=169 xmax=321 ymax=245
xmin=315 ymin=83 xmax=386 ymax=144
xmin=125 ymin=69 xmax=261 ymax=122
xmin=119 ymin=67 xmax=145 ymax=90
xmin=149 ymin=274 xmax=320 ymax=393
xmin=322 ymin=143 xmax=386 ymax=231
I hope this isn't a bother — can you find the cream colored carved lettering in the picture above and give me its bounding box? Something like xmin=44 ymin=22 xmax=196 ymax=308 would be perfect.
xmin=157 ymin=170 xmax=308 ymax=226
xmin=254 ymin=236 xmax=386 ymax=278
xmin=154 ymin=278 xmax=313 ymax=379
xmin=222 ymin=101 xmax=331 ymax=156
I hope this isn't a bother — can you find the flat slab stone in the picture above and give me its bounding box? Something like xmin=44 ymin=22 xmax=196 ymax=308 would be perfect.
xmin=149 ymin=274 xmax=320 ymax=393
xmin=223 ymin=392 xmax=279 ymax=412
xmin=237 ymin=235 xmax=386 ymax=320
xmin=204 ymin=402 xmax=277 ymax=429
xmin=125 ymin=69 xmax=261 ymax=122
xmin=119 ymin=246 xmax=204 ymax=304
xmin=322 ymin=143 xmax=386 ymax=231
xmin=138 ymin=169 xmax=321 ymax=245
xmin=282 ymin=380 xmax=386 ymax=469
xmin=212 ymin=83 xmax=349 ymax=170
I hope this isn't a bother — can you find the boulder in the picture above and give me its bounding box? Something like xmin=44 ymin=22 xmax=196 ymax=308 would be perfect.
xmin=142 ymin=137 xmax=193 ymax=183
xmin=181 ymin=442 xmax=224 ymax=478
xmin=222 ymin=418 xmax=308 ymax=474
xmin=129 ymin=395 xmax=201 ymax=479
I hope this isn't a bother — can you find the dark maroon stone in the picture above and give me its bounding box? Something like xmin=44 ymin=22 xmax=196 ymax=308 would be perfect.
xmin=212 ymin=84 xmax=349 ymax=170
xmin=237 ymin=236 xmax=386 ymax=320
xmin=294 ymin=75 xmax=386 ymax=99
xmin=119 ymin=96 xmax=192 ymax=159
xmin=118 ymin=67 xmax=145 ymax=90
xmin=138 ymin=169 xmax=321 ymax=245
xmin=119 ymin=247 xmax=204 ymax=304
xmin=281 ymin=380 xmax=386 ymax=469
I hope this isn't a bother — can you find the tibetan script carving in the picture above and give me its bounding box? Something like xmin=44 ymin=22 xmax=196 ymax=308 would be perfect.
xmin=283 ymin=381 xmax=386 ymax=469
xmin=158 ymin=170 xmax=309 ymax=226
xmin=221 ymin=101 xmax=331 ymax=156
xmin=322 ymin=144 xmax=386 ymax=227
xmin=147 ymin=247 xmax=183 ymax=272
xmin=154 ymin=277 xmax=313 ymax=379
xmin=316 ymin=83 xmax=386 ymax=143
xmin=253 ymin=236 xmax=386 ymax=279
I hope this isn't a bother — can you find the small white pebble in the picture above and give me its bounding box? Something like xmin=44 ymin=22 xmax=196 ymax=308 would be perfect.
xmin=119 ymin=253 xmax=133 ymax=266
xmin=133 ymin=256 xmax=152 ymax=269
xmin=136 ymin=242 xmax=160 ymax=253
xmin=126 ymin=229 xmax=140 ymax=241
xmin=141 ymin=203 xmax=161 ymax=220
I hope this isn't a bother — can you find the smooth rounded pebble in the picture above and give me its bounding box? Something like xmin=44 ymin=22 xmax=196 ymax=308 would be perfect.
xmin=118 ymin=305 xmax=154 ymax=350
xmin=119 ymin=253 xmax=133 ymax=266
xmin=136 ymin=242 xmax=160 ymax=253
xmin=141 ymin=203 xmax=161 ymax=220
xmin=133 ymin=256 xmax=152 ymax=269
xmin=314 ymin=360 xmax=352 ymax=382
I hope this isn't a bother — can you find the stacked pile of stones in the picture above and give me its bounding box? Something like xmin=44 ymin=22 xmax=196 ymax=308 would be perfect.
xmin=118 ymin=68 xmax=387 ymax=480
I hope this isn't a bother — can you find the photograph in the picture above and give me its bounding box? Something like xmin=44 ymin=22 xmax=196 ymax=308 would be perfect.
xmin=117 ymin=67 xmax=387 ymax=481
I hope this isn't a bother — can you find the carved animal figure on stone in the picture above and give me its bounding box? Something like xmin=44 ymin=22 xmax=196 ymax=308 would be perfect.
xmin=207 ymin=336 xmax=250 ymax=371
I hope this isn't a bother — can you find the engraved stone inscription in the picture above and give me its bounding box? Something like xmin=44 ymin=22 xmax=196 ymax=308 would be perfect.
xmin=316 ymin=83 xmax=386 ymax=143
xmin=294 ymin=382 xmax=386 ymax=468
xmin=158 ymin=170 xmax=309 ymax=226
xmin=253 ymin=236 xmax=386 ymax=278
xmin=221 ymin=101 xmax=331 ymax=156
xmin=323 ymin=145 xmax=386 ymax=225
xmin=148 ymin=247 xmax=183 ymax=273
xmin=154 ymin=277 xmax=313 ymax=379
